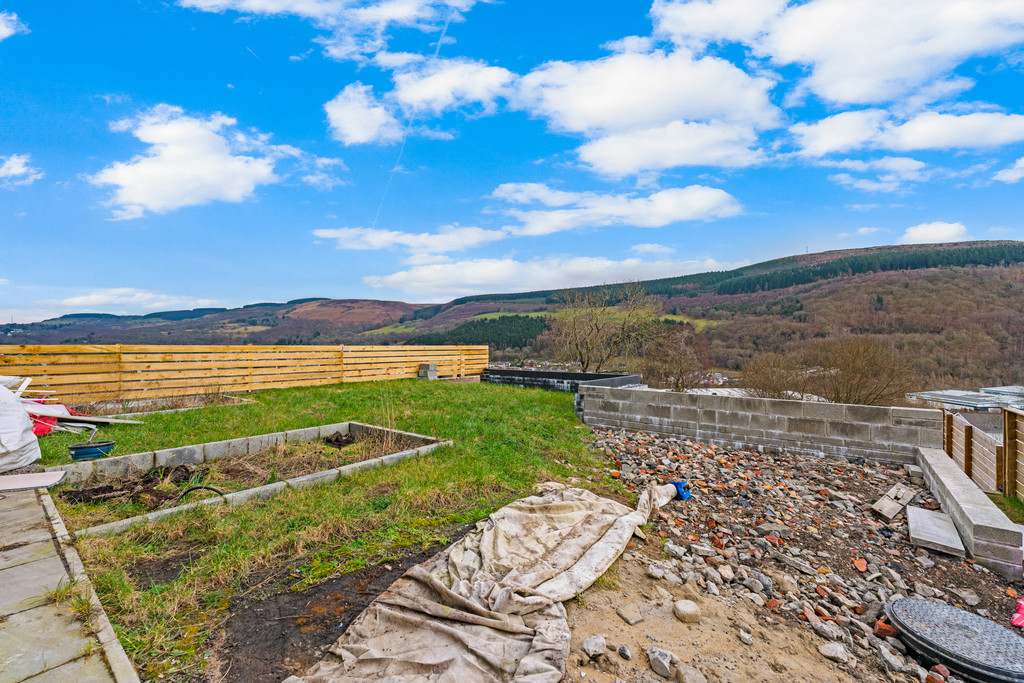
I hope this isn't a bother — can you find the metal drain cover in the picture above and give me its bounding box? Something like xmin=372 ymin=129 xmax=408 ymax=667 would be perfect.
xmin=886 ymin=598 xmax=1024 ymax=683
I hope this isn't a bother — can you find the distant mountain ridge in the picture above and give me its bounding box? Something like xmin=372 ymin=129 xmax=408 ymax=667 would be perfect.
xmin=4 ymin=241 xmax=1024 ymax=389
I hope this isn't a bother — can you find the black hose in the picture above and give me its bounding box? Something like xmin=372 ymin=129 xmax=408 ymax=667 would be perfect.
xmin=173 ymin=485 xmax=225 ymax=506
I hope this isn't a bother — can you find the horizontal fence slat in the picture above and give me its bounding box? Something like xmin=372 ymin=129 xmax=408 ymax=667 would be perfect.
xmin=1 ymin=344 xmax=485 ymax=402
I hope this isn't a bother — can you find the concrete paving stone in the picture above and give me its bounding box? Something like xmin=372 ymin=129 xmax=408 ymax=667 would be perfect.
xmin=0 ymin=553 xmax=69 ymax=616
xmin=0 ymin=493 xmax=53 ymax=548
xmin=907 ymin=505 xmax=965 ymax=558
xmin=285 ymin=427 xmax=320 ymax=444
xmin=44 ymin=461 xmax=94 ymax=484
xmin=93 ymin=452 xmax=154 ymax=478
xmin=155 ymin=445 xmax=203 ymax=468
xmin=19 ymin=652 xmax=115 ymax=683
xmin=0 ymin=539 xmax=55 ymax=571
xmin=286 ymin=469 xmax=339 ymax=490
xmin=0 ymin=603 xmax=95 ymax=683
xmin=871 ymin=496 xmax=904 ymax=521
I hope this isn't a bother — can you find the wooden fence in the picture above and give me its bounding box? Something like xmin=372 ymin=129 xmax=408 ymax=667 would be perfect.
xmin=0 ymin=344 xmax=488 ymax=404
xmin=944 ymin=408 xmax=1024 ymax=499
xmin=945 ymin=412 xmax=1003 ymax=492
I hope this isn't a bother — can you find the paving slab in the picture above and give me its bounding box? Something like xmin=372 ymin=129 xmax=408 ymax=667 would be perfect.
xmin=908 ymin=505 xmax=965 ymax=557
xmin=871 ymin=495 xmax=904 ymax=521
xmin=0 ymin=554 xmax=69 ymax=617
xmin=20 ymin=653 xmax=115 ymax=682
xmin=885 ymin=483 xmax=917 ymax=506
xmin=0 ymin=603 xmax=94 ymax=683
xmin=0 ymin=492 xmax=53 ymax=547
xmin=0 ymin=539 xmax=55 ymax=571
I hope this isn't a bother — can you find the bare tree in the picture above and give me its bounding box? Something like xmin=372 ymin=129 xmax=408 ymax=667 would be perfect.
xmin=742 ymin=351 xmax=808 ymax=399
xmin=803 ymin=336 xmax=918 ymax=405
xmin=742 ymin=337 xmax=918 ymax=405
xmin=547 ymin=283 xmax=660 ymax=372
xmin=641 ymin=325 xmax=705 ymax=391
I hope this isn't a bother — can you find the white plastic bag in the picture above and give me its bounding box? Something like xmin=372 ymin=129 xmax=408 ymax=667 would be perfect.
xmin=0 ymin=385 xmax=41 ymax=473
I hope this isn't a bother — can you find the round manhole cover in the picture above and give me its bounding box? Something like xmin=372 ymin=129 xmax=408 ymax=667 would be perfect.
xmin=886 ymin=598 xmax=1024 ymax=683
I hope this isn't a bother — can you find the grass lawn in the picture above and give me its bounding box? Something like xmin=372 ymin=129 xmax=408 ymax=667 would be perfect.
xmin=56 ymin=380 xmax=614 ymax=680
xmin=988 ymin=492 xmax=1024 ymax=525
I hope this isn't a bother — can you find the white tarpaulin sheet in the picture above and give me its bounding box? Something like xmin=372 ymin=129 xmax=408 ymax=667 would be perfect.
xmin=286 ymin=481 xmax=678 ymax=683
xmin=0 ymin=385 xmax=41 ymax=473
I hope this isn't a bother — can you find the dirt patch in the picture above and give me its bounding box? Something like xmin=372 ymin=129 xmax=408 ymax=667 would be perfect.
xmin=566 ymin=551 xmax=856 ymax=683
xmin=206 ymin=529 xmax=470 ymax=683
xmin=323 ymin=432 xmax=355 ymax=449
xmin=129 ymin=547 xmax=208 ymax=589
xmin=60 ymin=465 xmax=197 ymax=507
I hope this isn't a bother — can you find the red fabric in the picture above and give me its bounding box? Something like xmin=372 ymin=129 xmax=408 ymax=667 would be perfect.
xmin=26 ymin=400 xmax=89 ymax=437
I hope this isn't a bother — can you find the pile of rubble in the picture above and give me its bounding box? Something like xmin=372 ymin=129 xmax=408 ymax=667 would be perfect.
xmin=579 ymin=428 xmax=1024 ymax=682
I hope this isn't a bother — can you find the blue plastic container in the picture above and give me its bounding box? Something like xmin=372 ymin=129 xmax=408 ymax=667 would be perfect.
xmin=68 ymin=440 xmax=115 ymax=461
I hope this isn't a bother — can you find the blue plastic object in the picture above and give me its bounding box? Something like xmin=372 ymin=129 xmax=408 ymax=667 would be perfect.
xmin=68 ymin=440 xmax=115 ymax=461
xmin=671 ymin=480 xmax=692 ymax=501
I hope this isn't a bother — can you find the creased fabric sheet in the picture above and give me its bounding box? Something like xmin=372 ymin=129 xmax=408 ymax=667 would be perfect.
xmin=285 ymin=482 xmax=677 ymax=683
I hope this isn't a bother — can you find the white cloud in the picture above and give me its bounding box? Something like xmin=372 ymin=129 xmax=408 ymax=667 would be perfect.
xmin=364 ymin=255 xmax=745 ymax=300
xmin=0 ymin=11 xmax=28 ymax=42
xmin=994 ymin=157 xmax=1024 ymax=183
xmin=881 ymin=112 xmax=1024 ymax=150
xmin=652 ymin=0 xmax=785 ymax=48
xmin=515 ymin=49 xmax=779 ymax=135
xmin=0 ymin=278 xmax=9 ymax=285
xmin=55 ymin=287 xmax=219 ymax=311
xmin=578 ymin=120 xmax=763 ymax=176
xmin=631 ymin=243 xmax=675 ymax=255
xmin=897 ymin=221 xmax=969 ymax=244
xmin=790 ymin=110 xmax=889 ymax=156
xmin=89 ymin=104 xmax=332 ymax=219
xmin=822 ymin=156 xmax=929 ymax=193
xmin=857 ymin=227 xmax=880 ymax=235
xmin=324 ymin=83 xmax=403 ymax=145
xmin=178 ymin=0 xmax=481 ymax=62
xmin=492 ymin=183 xmax=742 ymax=236
xmin=392 ymin=58 xmax=514 ymax=114
xmin=794 ymin=111 xmax=1024 ymax=156
xmin=0 ymin=154 xmax=44 ymax=188
xmin=656 ymin=0 xmax=1024 ymax=106
xmin=312 ymin=224 xmax=506 ymax=253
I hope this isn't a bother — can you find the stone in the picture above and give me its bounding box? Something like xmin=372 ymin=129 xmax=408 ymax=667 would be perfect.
xmin=674 ymin=665 xmax=708 ymax=683
xmin=616 ymin=602 xmax=645 ymax=626
xmin=907 ymin=506 xmax=966 ymax=557
xmin=738 ymin=629 xmax=754 ymax=645
xmin=618 ymin=645 xmax=632 ymax=660
xmin=679 ymin=580 xmax=702 ymax=603
xmin=949 ymin=587 xmax=980 ymax=607
xmin=812 ymin=620 xmax=847 ymax=642
xmin=718 ymin=564 xmax=735 ymax=582
xmin=647 ymin=647 xmax=675 ymax=678
xmin=690 ymin=544 xmax=716 ymax=557
xmin=930 ymin=664 xmax=951 ymax=678
xmin=818 ymin=642 xmax=852 ymax=664
xmin=673 ymin=600 xmax=701 ymax=624
xmin=648 ymin=563 xmax=666 ymax=579
xmin=583 ymin=635 xmax=607 ymax=659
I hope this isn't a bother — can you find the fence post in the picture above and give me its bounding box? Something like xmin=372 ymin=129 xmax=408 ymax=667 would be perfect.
xmin=1005 ymin=410 xmax=1019 ymax=500
xmin=115 ymin=344 xmax=124 ymax=403
xmin=943 ymin=411 xmax=953 ymax=456
xmin=338 ymin=346 xmax=346 ymax=384
xmin=963 ymin=423 xmax=973 ymax=479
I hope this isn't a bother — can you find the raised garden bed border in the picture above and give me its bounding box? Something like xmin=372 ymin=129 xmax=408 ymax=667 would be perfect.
xmin=56 ymin=422 xmax=450 ymax=538
xmin=45 ymin=421 xmax=436 ymax=483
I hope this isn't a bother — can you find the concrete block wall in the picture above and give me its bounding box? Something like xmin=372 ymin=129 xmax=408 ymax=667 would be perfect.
xmin=482 ymin=369 xmax=643 ymax=418
xmin=917 ymin=447 xmax=1022 ymax=579
xmin=579 ymin=386 xmax=943 ymax=464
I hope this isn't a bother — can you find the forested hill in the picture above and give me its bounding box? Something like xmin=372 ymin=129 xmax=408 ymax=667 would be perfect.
xmin=401 ymin=241 xmax=1024 ymax=322
xmin=4 ymin=240 xmax=1024 ymax=389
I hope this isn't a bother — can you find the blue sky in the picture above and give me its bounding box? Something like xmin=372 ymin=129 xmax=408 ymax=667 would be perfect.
xmin=1 ymin=0 xmax=1023 ymax=322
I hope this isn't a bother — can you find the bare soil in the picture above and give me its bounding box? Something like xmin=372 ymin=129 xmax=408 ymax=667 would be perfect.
xmin=205 ymin=529 xmax=470 ymax=683
xmin=565 ymin=548 xmax=856 ymax=683
xmin=55 ymin=433 xmax=424 ymax=529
